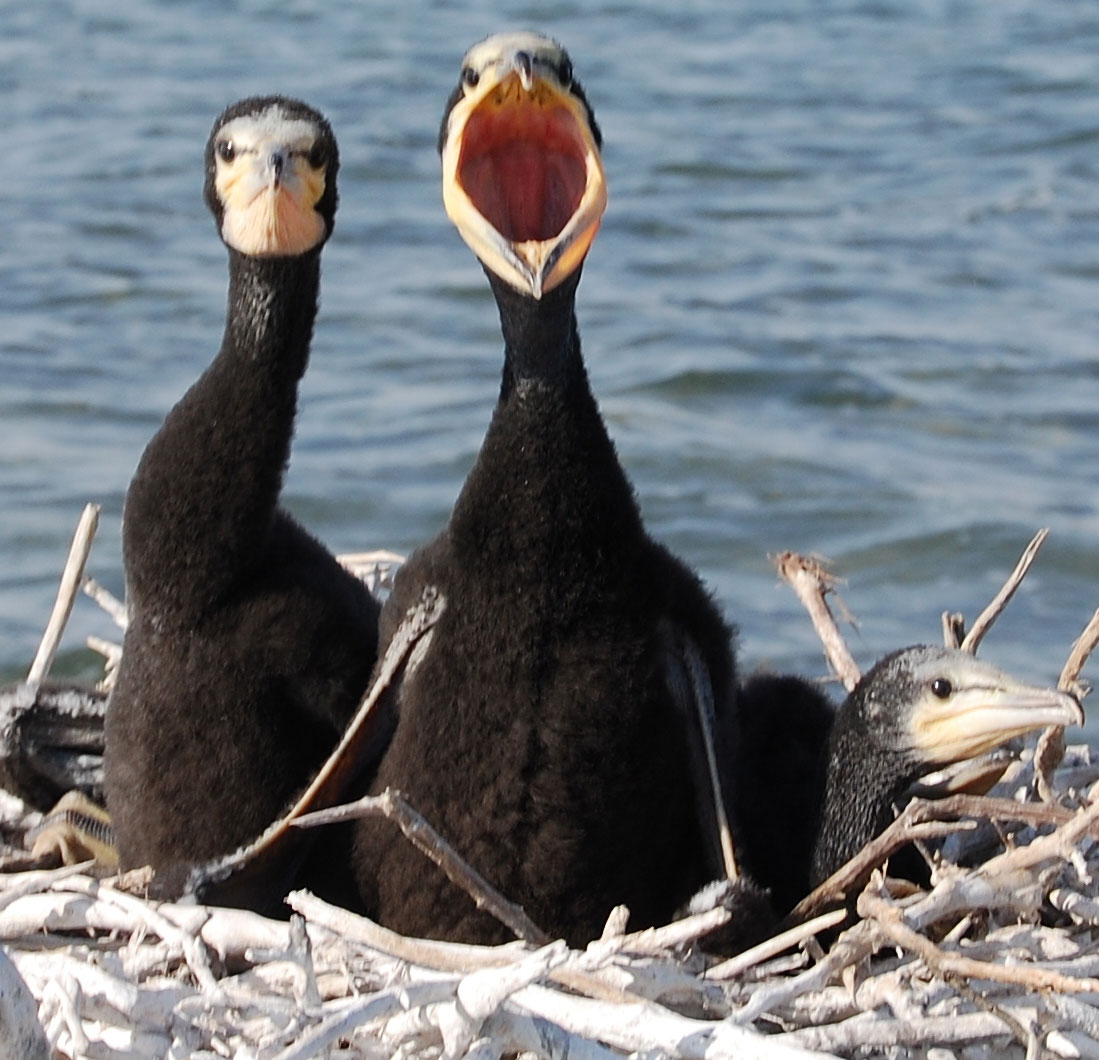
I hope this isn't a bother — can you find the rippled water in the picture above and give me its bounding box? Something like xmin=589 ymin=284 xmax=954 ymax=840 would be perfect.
xmin=4 ymin=1 xmax=1099 ymax=736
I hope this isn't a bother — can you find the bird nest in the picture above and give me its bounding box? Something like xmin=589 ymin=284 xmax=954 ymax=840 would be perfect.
xmin=1 ymin=508 xmax=1098 ymax=1060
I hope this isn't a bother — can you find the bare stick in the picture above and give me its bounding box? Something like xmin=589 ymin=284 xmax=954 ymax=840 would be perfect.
xmin=1036 ymin=606 xmax=1099 ymax=798
xmin=789 ymin=793 xmax=1073 ymax=923
xmin=294 ymin=788 xmax=550 ymax=946
xmin=0 ymin=947 xmax=50 ymax=1060
xmin=283 ymin=587 xmax=443 ymax=821
xmin=86 ymin=635 xmax=122 ymax=666
xmin=789 ymin=817 xmax=967 ymax=923
xmin=977 ymin=795 xmax=1099 ymax=878
xmin=26 ymin=503 xmax=100 ymax=688
xmin=705 ymin=909 xmax=847 ymax=982
xmin=941 ymin=612 xmax=965 ymax=650
xmin=859 ymin=888 xmax=1099 ymax=994
xmin=773 ymin=552 xmax=861 ymax=691
xmin=81 ymin=577 xmax=127 ymax=629
xmin=191 ymin=585 xmax=448 ymax=901
xmin=959 ymin=528 xmax=1047 ymax=655
xmin=1059 ymin=606 xmax=1099 ymax=694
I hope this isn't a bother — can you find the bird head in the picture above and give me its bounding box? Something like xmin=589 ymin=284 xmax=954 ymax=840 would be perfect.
xmin=204 ymin=96 xmax=338 ymax=257
xmin=439 ymin=32 xmax=607 ymax=299
xmin=848 ymin=645 xmax=1083 ymax=771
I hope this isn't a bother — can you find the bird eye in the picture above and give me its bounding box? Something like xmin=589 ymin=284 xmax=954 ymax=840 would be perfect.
xmin=461 ymin=66 xmax=480 ymax=89
xmin=931 ymin=677 xmax=953 ymax=699
xmin=216 ymin=140 xmax=236 ymax=163
xmin=558 ymin=57 xmax=573 ymax=87
xmin=307 ymin=142 xmax=328 ymax=169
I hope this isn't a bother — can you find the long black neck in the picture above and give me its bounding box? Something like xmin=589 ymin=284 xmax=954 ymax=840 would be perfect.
xmin=123 ymin=249 xmax=322 ymax=623
xmin=809 ymin=714 xmax=911 ymax=887
xmin=448 ymin=267 xmax=644 ymax=591
xmin=491 ymin=268 xmax=586 ymax=398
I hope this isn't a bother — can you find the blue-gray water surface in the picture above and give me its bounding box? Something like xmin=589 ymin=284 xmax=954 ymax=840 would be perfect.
xmin=4 ymin=2 xmax=1099 ymax=739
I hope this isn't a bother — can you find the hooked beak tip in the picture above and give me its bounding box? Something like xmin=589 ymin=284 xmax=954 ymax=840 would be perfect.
xmin=514 ymin=50 xmax=534 ymax=91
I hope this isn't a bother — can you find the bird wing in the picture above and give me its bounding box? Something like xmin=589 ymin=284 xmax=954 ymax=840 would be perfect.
xmin=658 ymin=621 xmax=739 ymax=883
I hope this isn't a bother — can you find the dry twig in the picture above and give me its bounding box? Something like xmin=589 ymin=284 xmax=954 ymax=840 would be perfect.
xmin=772 ymin=552 xmax=860 ymax=691
xmin=959 ymin=529 xmax=1048 ymax=655
xmin=295 ymin=788 xmax=550 ymax=946
xmin=26 ymin=503 xmax=100 ymax=688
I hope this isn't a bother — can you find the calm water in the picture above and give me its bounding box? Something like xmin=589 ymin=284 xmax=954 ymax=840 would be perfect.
xmin=4 ymin=2 xmax=1099 ymax=736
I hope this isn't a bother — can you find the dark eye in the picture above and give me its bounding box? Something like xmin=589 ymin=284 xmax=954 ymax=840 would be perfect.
xmin=216 ymin=140 xmax=235 ymax=163
xmin=931 ymin=677 xmax=953 ymax=699
xmin=462 ymin=66 xmax=479 ymax=88
xmin=558 ymin=57 xmax=573 ymax=87
xmin=307 ymin=142 xmax=328 ymax=169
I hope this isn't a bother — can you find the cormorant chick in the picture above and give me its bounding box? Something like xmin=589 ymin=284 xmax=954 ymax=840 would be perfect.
xmin=352 ymin=33 xmax=739 ymax=946
xmin=732 ymin=647 xmax=1082 ymax=911
xmin=810 ymin=645 xmax=1082 ymax=887
xmin=104 ymin=98 xmax=379 ymax=896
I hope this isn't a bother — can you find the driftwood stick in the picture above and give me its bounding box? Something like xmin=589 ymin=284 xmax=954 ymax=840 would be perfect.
xmin=294 ymin=789 xmax=550 ymax=946
xmin=1034 ymin=724 xmax=1067 ymax=803
xmin=1039 ymin=607 xmax=1099 ymax=797
xmin=785 ymin=1011 xmax=1015 ymax=1053
xmin=788 ymin=792 xmax=1074 ymax=924
xmin=1059 ymin=607 xmax=1099 ymax=693
xmin=941 ymin=611 xmax=966 ymax=650
xmin=287 ymin=889 xmax=530 ymax=972
xmin=0 ymin=946 xmax=50 ymax=1060
xmin=789 ymin=810 xmax=970 ymax=923
xmin=81 ymin=577 xmax=127 ymax=629
xmin=283 ymin=586 xmax=444 ymax=824
xmin=26 ymin=503 xmax=100 ymax=688
xmin=267 ymin=981 xmax=463 ymax=1060
xmin=730 ymin=920 xmax=879 ymax=1026
xmin=859 ymin=888 xmax=1099 ymax=994
xmin=479 ymin=1007 xmax=626 ymax=1060
xmin=514 ymin=981 xmax=839 ymax=1060
xmin=440 ymin=941 xmax=569 ymax=1058
xmin=705 ymin=909 xmax=847 ymax=982
xmin=773 ymin=552 xmax=860 ymax=691
xmin=959 ymin=528 xmax=1048 ymax=655
xmin=977 ymin=796 xmax=1099 ymax=878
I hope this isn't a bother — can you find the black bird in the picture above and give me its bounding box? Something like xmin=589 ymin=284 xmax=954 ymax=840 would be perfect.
xmin=733 ymin=646 xmax=1083 ymax=912
xmin=103 ymin=97 xmax=379 ymax=893
xmin=351 ymin=33 xmax=740 ymax=946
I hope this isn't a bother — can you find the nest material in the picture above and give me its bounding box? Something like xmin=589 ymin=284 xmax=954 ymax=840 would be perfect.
xmin=1 ymin=741 xmax=1099 ymax=1059
xmin=4 ymin=508 xmax=1099 ymax=1058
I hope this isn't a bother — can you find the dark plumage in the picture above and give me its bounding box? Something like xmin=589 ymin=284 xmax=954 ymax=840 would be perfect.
xmin=733 ymin=673 xmax=835 ymax=914
xmin=732 ymin=646 xmax=1083 ymax=913
xmin=103 ymin=97 xmax=379 ymax=896
xmin=351 ymin=34 xmax=738 ymax=946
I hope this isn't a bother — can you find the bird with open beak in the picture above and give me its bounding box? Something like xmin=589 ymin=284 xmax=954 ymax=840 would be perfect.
xmin=439 ymin=31 xmax=607 ymax=299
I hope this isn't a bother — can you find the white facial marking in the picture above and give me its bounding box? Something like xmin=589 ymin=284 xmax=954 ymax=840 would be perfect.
xmin=214 ymin=104 xmax=328 ymax=256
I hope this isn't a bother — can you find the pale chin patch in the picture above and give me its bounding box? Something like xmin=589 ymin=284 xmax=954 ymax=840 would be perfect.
xmin=221 ymin=187 xmax=326 ymax=257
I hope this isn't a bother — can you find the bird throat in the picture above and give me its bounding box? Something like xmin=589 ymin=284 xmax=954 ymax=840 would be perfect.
xmin=224 ymin=250 xmax=320 ymax=375
xmin=489 ymin=267 xmax=583 ymax=396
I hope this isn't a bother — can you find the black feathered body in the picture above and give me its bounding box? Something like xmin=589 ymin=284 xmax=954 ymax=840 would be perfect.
xmin=732 ymin=674 xmax=835 ymax=913
xmin=352 ymin=273 xmax=735 ymax=946
xmin=105 ymin=252 xmax=378 ymax=880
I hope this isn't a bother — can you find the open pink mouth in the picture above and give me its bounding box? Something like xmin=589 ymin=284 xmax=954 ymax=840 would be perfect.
xmin=456 ymin=101 xmax=588 ymax=243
